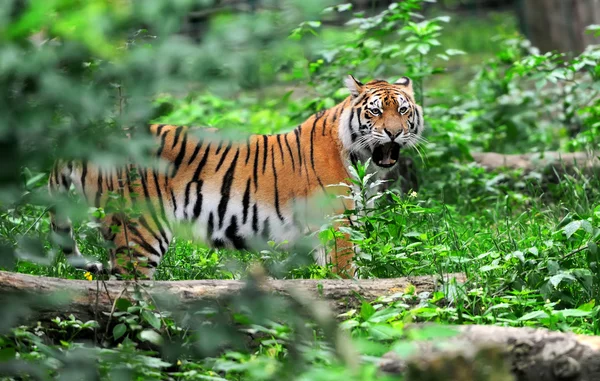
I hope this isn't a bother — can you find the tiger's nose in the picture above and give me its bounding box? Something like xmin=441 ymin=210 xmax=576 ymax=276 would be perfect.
xmin=383 ymin=128 xmax=400 ymax=139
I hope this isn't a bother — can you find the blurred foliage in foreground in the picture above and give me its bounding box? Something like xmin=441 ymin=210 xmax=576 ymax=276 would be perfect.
xmin=2 ymin=0 xmax=600 ymax=379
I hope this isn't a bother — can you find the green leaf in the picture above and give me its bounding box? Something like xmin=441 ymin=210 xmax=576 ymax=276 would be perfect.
xmin=0 ymin=348 xmax=16 ymax=361
xmin=142 ymin=310 xmax=161 ymax=330
xmin=115 ymin=298 xmax=132 ymax=312
xmin=518 ymin=310 xmax=548 ymax=321
xmin=407 ymin=325 xmax=459 ymax=341
xmin=360 ymin=302 xmax=376 ymax=321
xmin=368 ymin=308 xmax=401 ymax=323
xmin=562 ymin=220 xmax=592 ymax=239
xmin=479 ymin=264 xmax=501 ymax=272
xmin=367 ymin=324 xmax=402 ymax=340
xmin=416 ymin=44 xmax=430 ymax=55
xmin=577 ymin=300 xmax=595 ymax=312
xmin=139 ymin=329 xmax=163 ymax=346
xmin=549 ymin=273 xmax=576 ymax=288
xmin=113 ymin=323 xmax=127 ymax=340
xmin=556 ymin=309 xmax=592 ymax=318
xmin=589 ymin=242 xmax=598 ymax=255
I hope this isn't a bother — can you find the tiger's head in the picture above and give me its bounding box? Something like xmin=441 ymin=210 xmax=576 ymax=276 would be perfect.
xmin=340 ymin=75 xmax=424 ymax=169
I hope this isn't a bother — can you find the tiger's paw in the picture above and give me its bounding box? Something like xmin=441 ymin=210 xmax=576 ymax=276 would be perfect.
xmin=84 ymin=261 xmax=105 ymax=275
xmin=67 ymin=256 xmax=105 ymax=275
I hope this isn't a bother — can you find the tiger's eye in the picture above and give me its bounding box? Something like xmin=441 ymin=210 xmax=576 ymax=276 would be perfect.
xmin=399 ymin=106 xmax=408 ymax=115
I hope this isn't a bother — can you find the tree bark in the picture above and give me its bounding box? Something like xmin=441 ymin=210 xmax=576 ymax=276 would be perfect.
xmin=518 ymin=0 xmax=600 ymax=54
xmin=0 ymin=270 xmax=465 ymax=326
xmin=379 ymin=324 xmax=600 ymax=381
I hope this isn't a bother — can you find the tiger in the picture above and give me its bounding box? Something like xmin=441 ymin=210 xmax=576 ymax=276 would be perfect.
xmin=47 ymin=75 xmax=424 ymax=279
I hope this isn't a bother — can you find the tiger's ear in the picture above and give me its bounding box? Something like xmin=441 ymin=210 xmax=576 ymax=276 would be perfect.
xmin=395 ymin=76 xmax=413 ymax=94
xmin=344 ymin=75 xmax=364 ymax=98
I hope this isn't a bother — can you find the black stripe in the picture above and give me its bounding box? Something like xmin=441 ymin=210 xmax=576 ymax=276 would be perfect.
xmin=261 ymin=218 xmax=271 ymax=241
xmin=322 ymin=109 xmax=331 ymax=136
xmin=108 ymin=169 xmax=116 ymax=192
xmin=349 ymin=109 xmax=357 ymax=143
xmin=116 ymin=167 xmax=125 ymax=198
xmin=127 ymin=224 xmax=163 ymax=257
xmin=53 ymin=165 xmax=59 ymax=188
xmin=294 ymin=126 xmax=302 ymax=170
xmin=356 ymin=107 xmax=364 ymax=133
xmin=183 ymin=183 xmax=191 ymax=220
xmin=355 ymin=92 xmax=368 ymax=104
xmin=276 ymin=134 xmax=284 ymax=163
xmin=212 ymin=238 xmax=225 ymax=248
xmin=225 ymin=215 xmax=246 ymax=250
xmin=138 ymin=215 xmax=167 ymax=254
xmin=152 ymin=169 xmax=170 ymax=228
xmin=215 ymin=141 xmax=223 ymax=155
xmin=172 ymin=126 xmax=184 ymax=149
xmin=271 ymin=146 xmax=285 ymax=221
xmin=138 ymin=168 xmax=170 ymax=248
xmin=170 ymin=189 xmax=178 ymax=216
xmin=215 ymin=142 xmax=232 ymax=172
xmin=95 ymin=168 xmax=103 ymax=207
xmin=253 ymin=139 xmax=259 ymax=191
xmin=262 ymin=135 xmax=268 ymax=174
xmin=207 ymin=212 xmax=214 ymax=238
xmin=60 ymin=174 xmax=69 ymax=189
xmin=284 ymin=133 xmax=295 ymax=171
xmin=192 ymin=180 xmax=204 ymax=220
xmin=242 ymin=178 xmax=251 ymax=224
xmin=310 ymin=114 xmax=321 ymax=172
xmin=190 ymin=145 xmax=212 ymax=220
xmin=171 ymin=129 xmax=188 ymax=177
xmin=217 ymin=149 xmax=240 ymax=229
xmin=155 ymin=124 xmax=166 ymax=136
xmin=80 ymin=160 xmax=88 ymax=199
xmin=156 ymin=127 xmax=169 ymax=157
xmin=187 ymin=141 xmax=202 ymax=165
xmin=192 ymin=144 xmax=212 ymax=180
xmin=245 ymin=136 xmax=252 ymax=164
xmin=252 ymin=204 xmax=258 ymax=233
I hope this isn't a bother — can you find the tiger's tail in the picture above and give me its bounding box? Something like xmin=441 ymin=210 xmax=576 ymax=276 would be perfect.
xmin=47 ymin=160 xmax=104 ymax=274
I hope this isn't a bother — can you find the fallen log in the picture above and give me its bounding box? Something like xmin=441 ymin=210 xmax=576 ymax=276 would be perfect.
xmin=0 ymin=270 xmax=465 ymax=327
xmin=471 ymin=151 xmax=599 ymax=174
xmin=379 ymin=324 xmax=600 ymax=381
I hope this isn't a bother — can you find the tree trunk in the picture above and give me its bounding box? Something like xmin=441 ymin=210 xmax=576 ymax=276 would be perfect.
xmin=518 ymin=0 xmax=600 ymax=54
xmin=379 ymin=324 xmax=600 ymax=381
xmin=0 ymin=271 xmax=465 ymax=327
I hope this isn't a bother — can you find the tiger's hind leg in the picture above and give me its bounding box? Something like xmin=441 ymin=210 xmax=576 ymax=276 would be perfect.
xmin=101 ymin=214 xmax=171 ymax=279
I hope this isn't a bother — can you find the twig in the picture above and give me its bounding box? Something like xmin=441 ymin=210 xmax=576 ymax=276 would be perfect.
xmin=136 ymin=283 xmax=173 ymax=340
xmin=562 ymin=242 xmax=594 ymax=260
xmin=103 ymin=286 xmax=128 ymax=339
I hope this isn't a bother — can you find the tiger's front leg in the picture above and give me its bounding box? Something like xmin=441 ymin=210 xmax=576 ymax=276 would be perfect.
xmin=100 ymin=214 xmax=172 ymax=279
xmin=320 ymin=198 xmax=357 ymax=278
xmin=49 ymin=209 xmax=105 ymax=274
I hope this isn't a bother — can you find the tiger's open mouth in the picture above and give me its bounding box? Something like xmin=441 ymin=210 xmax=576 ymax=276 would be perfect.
xmin=372 ymin=142 xmax=401 ymax=168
